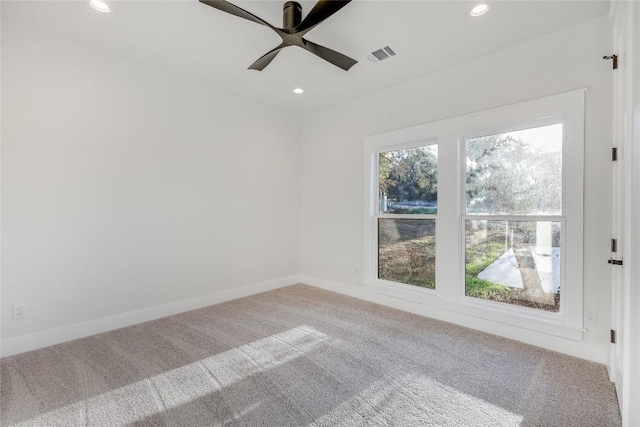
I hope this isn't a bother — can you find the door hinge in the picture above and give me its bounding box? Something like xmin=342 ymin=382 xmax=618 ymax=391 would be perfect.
xmin=603 ymin=54 xmax=618 ymax=70
xmin=611 ymin=239 xmax=617 ymax=253
xmin=611 ymin=329 xmax=617 ymax=344
xmin=612 ymin=147 xmax=618 ymax=161
xmin=608 ymin=258 xmax=623 ymax=266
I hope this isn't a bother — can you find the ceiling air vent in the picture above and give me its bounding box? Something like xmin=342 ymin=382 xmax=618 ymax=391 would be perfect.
xmin=366 ymin=46 xmax=397 ymax=63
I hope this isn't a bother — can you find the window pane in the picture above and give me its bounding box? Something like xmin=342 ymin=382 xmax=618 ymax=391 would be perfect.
xmin=465 ymin=220 xmax=561 ymax=313
xmin=378 ymin=219 xmax=436 ymax=289
xmin=466 ymin=124 xmax=562 ymax=215
xmin=379 ymin=145 xmax=438 ymax=214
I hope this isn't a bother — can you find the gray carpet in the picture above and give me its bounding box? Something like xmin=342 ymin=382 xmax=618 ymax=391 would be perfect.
xmin=0 ymin=284 xmax=621 ymax=426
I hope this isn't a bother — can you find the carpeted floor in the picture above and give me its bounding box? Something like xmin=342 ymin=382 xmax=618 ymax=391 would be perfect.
xmin=0 ymin=284 xmax=621 ymax=426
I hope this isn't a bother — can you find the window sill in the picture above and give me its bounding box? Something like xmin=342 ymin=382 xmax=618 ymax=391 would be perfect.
xmin=363 ymin=280 xmax=584 ymax=341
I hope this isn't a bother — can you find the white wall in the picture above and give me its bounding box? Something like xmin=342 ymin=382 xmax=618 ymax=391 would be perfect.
xmin=300 ymin=17 xmax=613 ymax=360
xmin=1 ymin=21 xmax=301 ymax=343
xmin=1 ymin=14 xmax=616 ymax=363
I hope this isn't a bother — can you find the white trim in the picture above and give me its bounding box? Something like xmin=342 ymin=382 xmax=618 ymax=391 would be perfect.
xmin=365 ymin=276 xmax=582 ymax=341
xmin=364 ymin=89 xmax=587 ymax=147
xmin=301 ymin=274 xmax=606 ymax=364
xmin=628 ymin=1 xmax=640 ymax=422
xmin=363 ymin=89 xmax=586 ymax=340
xmin=462 ymin=215 xmax=564 ymax=221
xmin=0 ymin=275 xmax=301 ymax=358
xmin=377 ymin=214 xmax=437 ymax=219
xmin=375 ymin=138 xmax=439 ymax=157
xmin=610 ymin=1 xmax=640 ymax=424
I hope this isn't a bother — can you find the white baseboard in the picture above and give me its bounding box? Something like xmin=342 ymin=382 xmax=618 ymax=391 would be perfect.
xmin=3 ymin=274 xmax=608 ymax=365
xmin=1 ymin=275 xmax=301 ymax=358
xmin=300 ymin=274 xmax=608 ymax=365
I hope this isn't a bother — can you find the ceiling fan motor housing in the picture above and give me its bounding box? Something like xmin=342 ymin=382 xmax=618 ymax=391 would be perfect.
xmin=283 ymin=1 xmax=302 ymax=29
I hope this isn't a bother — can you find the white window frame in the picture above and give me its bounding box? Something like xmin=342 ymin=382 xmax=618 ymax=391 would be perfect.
xmin=374 ymin=140 xmax=439 ymax=294
xmin=460 ymin=118 xmax=567 ymax=318
xmin=363 ymin=89 xmax=585 ymax=341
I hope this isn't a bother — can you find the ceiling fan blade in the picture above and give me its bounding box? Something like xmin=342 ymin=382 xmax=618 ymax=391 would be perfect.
xmin=301 ymin=39 xmax=357 ymax=71
xmin=248 ymin=44 xmax=286 ymax=71
xmin=295 ymin=0 xmax=352 ymax=34
xmin=199 ymin=0 xmax=276 ymax=31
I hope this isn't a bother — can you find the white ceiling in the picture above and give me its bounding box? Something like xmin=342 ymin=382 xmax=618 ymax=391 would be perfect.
xmin=2 ymin=0 xmax=610 ymax=116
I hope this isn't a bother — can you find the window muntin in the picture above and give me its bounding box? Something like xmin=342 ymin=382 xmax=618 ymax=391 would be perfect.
xmin=376 ymin=143 xmax=437 ymax=289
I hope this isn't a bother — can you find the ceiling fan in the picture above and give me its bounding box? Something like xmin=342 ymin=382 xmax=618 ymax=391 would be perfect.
xmin=199 ymin=0 xmax=358 ymax=71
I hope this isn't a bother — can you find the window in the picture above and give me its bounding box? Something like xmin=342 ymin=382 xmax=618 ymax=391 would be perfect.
xmin=464 ymin=124 xmax=564 ymax=313
xmin=364 ymin=90 xmax=585 ymax=341
xmin=374 ymin=144 xmax=438 ymax=289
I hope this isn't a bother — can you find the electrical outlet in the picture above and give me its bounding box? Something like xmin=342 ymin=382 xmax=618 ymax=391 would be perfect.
xmin=355 ymin=269 xmax=360 ymax=277
xmin=12 ymin=304 xmax=26 ymax=320
xmin=584 ymin=308 xmax=597 ymax=325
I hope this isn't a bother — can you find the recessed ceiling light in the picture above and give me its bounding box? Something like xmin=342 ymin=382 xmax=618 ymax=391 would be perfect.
xmin=470 ymin=4 xmax=489 ymax=17
xmin=293 ymin=88 xmax=304 ymax=95
xmin=89 ymin=0 xmax=110 ymax=13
